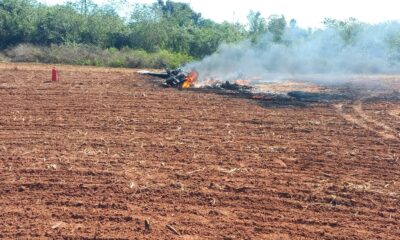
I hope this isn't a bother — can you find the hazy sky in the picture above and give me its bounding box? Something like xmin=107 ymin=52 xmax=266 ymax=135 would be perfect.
xmin=39 ymin=0 xmax=400 ymax=28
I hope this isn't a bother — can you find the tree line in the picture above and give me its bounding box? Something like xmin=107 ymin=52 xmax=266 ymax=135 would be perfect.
xmin=2 ymin=0 xmax=396 ymax=68
xmin=0 ymin=0 xmax=290 ymax=58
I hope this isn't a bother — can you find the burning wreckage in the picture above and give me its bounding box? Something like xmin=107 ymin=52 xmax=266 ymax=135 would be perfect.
xmin=140 ymin=67 xmax=349 ymax=102
xmin=140 ymin=67 xmax=253 ymax=92
xmin=141 ymin=68 xmax=199 ymax=89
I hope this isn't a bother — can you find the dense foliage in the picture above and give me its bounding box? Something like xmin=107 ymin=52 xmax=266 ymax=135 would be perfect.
xmin=0 ymin=0 xmax=250 ymax=66
xmin=0 ymin=0 xmax=288 ymax=67
xmin=1 ymin=0 xmax=399 ymax=68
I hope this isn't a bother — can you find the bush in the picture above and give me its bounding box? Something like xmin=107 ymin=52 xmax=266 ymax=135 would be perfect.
xmin=43 ymin=44 xmax=107 ymax=65
xmin=3 ymin=44 xmax=193 ymax=68
xmin=155 ymin=50 xmax=193 ymax=68
xmin=5 ymin=44 xmax=43 ymax=62
xmin=0 ymin=53 xmax=7 ymax=62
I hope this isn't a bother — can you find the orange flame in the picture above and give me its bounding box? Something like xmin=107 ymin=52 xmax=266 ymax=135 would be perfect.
xmin=234 ymin=79 xmax=250 ymax=85
xmin=182 ymin=71 xmax=199 ymax=89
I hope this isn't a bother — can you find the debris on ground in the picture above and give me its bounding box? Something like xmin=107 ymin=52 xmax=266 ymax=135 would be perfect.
xmin=144 ymin=219 xmax=151 ymax=231
xmin=139 ymin=68 xmax=198 ymax=89
xmin=166 ymin=224 xmax=180 ymax=235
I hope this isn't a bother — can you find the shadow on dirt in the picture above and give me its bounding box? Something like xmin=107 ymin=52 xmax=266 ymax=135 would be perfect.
xmin=148 ymin=76 xmax=400 ymax=108
xmin=188 ymin=87 xmax=400 ymax=108
xmin=186 ymin=86 xmax=355 ymax=108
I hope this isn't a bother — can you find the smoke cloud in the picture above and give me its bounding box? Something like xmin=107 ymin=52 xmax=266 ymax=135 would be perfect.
xmin=185 ymin=21 xmax=400 ymax=86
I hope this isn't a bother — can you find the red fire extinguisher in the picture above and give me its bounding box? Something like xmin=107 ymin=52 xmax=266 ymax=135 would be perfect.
xmin=52 ymin=66 xmax=58 ymax=81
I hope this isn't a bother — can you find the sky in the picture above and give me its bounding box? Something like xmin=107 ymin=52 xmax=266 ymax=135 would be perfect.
xmin=38 ymin=0 xmax=400 ymax=28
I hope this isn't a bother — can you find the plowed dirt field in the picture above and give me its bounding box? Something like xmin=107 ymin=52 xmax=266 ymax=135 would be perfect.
xmin=1 ymin=63 xmax=399 ymax=239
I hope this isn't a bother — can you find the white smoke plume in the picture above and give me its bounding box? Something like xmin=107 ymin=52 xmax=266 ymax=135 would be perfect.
xmin=185 ymin=21 xmax=400 ymax=86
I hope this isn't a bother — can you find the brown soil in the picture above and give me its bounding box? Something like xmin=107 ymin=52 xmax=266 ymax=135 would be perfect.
xmin=0 ymin=62 xmax=399 ymax=239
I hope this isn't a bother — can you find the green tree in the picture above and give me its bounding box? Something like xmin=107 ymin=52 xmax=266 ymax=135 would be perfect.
xmin=34 ymin=5 xmax=83 ymax=45
xmin=247 ymin=10 xmax=267 ymax=43
xmin=0 ymin=0 xmax=38 ymax=48
xmin=128 ymin=3 xmax=167 ymax=52
xmin=156 ymin=0 xmax=201 ymax=27
xmin=267 ymin=15 xmax=286 ymax=42
xmin=323 ymin=17 xmax=363 ymax=44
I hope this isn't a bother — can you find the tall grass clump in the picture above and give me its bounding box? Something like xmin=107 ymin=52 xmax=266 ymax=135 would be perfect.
xmin=4 ymin=44 xmax=193 ymax=68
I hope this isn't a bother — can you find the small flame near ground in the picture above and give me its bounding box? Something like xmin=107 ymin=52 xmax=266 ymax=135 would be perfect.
xmin=182 ymin=71 xmax=199 ymax=89
xmin=192 ymin=78 xmax=251 ymax=88
xmin=184 ymin=67 xmax=400 ymax=103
